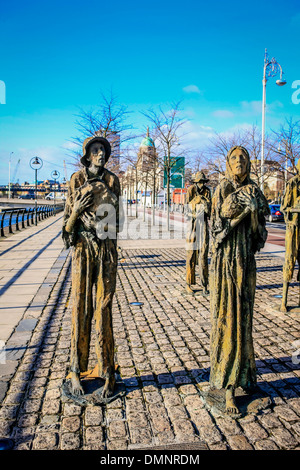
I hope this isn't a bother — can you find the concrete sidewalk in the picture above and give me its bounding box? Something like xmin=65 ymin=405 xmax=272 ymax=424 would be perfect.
xmin=0 ymin=214 xmax=65 ymax=343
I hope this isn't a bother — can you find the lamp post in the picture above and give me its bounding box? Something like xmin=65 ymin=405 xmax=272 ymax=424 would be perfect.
xmin=51 ymin=170 xmax=60 ymax=216
xmin=8 ymin=152 xmax=14 ymax=199
xmin=30 ymin=157 xmax=43 ymax=225
xmin=261 ymin=49 xmax=286 ymax=193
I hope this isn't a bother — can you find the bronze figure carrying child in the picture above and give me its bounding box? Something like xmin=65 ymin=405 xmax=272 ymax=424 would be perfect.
xmin=62 ymin=135 xmax=121 ymax=400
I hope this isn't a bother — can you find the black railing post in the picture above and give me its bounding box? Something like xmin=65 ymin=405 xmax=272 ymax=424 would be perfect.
xmin=27 ymin=208 xmax=31 ymax=227
xmin=9 ymin=211 xmax=13 ymax=234
xmin=15 ymin=210 xmax=20 ymax=231
xmin=0 ymin=211 xmax=6 ymax=237
xmin=21 ymin=209 xmax=26 ymax=229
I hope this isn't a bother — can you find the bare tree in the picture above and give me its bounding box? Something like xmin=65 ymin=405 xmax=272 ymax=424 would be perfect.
xmin=142 ymin=101 xmax=188 ymax=230
xmin=202 ymin=126 xmax=282 ymax=195
xmin=69 ymin=91 xmax=135 ymax=175
xmin=268 ymin=117 xmax=300 ymax=187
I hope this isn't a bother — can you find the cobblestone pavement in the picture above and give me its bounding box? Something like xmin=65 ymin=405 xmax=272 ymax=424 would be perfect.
xmin=0 ymin=244 xmax=300 ymax=450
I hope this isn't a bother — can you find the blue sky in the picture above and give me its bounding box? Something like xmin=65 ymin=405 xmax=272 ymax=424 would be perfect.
xmin=1 ymin=0 xmax=300 ymax=184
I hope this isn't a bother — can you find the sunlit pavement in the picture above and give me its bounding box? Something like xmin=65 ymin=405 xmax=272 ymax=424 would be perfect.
xmin=0 ymin=213 xmax=299 ymax=450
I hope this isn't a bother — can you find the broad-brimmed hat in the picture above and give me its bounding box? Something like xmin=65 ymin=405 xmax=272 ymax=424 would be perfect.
xmin=193 ymin=171 xmax=209 ymax=183
xmin=80 ymin=136 xmax=111 ymax=167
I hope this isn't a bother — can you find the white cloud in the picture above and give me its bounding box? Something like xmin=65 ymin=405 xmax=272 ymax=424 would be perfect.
xmin=61 ymin=141 xmax=79 ymax=150
xmin=179 ymin=121 xmax=215 ymax=149
xmin=183 ymin=84 xmax=202 ymax=94
xmin=240 ymin=100 xmax=262 ymax=115
xmin=218 ymin=122 xmax=254 ymax=139
xmin=212 ymin=110 xmax=234 ymax=118
xmin=240 ymin=99 xmax=284 ymax=117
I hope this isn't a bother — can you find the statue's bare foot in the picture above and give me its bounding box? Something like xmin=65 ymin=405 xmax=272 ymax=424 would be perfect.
xmin=280 ymin=303 xmax=287 ymax=313
xmin=70 ymin=372 xmax=84 ymax=396
xmin=186 ymin=285 xmax=194 ymax=295
xmin=102 ymin=376 xmax=116 ymax=399
xmin=225 ymin=387 xmax=239 ymax=414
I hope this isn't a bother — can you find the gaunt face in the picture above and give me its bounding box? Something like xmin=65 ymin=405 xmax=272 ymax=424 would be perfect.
xmin=229 ymin=148 xmax=248 ymax=178
xmin=87 ymin=142 xmax=106 ymax=168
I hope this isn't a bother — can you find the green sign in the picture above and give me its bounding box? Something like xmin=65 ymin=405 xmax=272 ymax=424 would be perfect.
xmin=163 ymin=156 xmax=185 ymax=189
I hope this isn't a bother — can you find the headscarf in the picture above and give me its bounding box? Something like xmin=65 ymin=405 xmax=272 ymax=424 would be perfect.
xmin=225 ymin=145 xmax=251 ymax=187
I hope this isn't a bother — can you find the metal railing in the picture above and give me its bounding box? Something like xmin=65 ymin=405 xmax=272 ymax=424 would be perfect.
xmin=0 ymin=205 xmax=62 ymax=237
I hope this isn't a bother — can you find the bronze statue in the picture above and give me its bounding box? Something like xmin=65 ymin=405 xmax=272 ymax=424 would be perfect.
xmin=280 ymin=160 xmax=300 ymax=313
xmin=209 ymin=146 xmax=269 ymax=415
xmin=186 ymin=171 xmax=211 ymax=295
xmin=62 ymin=136 xmax=121 ymax=400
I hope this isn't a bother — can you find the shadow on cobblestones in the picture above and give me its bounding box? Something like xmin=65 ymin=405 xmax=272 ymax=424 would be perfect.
xmin=257 ymin=266 xmax=285 ymax=272
xmin=0 ymin=248 xmax=299 ymax=450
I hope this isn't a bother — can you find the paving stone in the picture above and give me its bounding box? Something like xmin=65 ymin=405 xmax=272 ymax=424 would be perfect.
xmin=254 ymin=439 xmax=280 ymax=450
xmin=32 ymin=432 xmax=59 ymax=450
xmin=84 ymin=406 xmax=103 ymax=426
xmin=172 ymin=418 xmax=197 ymax=440
xmin=108 ymin=420 xmax=127 ymax=439
xmin=271 ymin=427 xmax=298 ymax=449
xmin=21 ymin=399 xmax=42 ymax=413
xmin=62 ymin=416 xmax=81 ymax=433
xmin=60 ymin=432 xmax=81 ymax=450
xmin=0 ymin=405 xmax=19 ymax=420
xmin=42 ymin=399 xmax=61 ymax=415
xmin=241 ymin=420 xmax=269 ymax=442
xmin=209 ymin=442 xmax=228 ymax=450
xmin=107 ymin=439 xmax=128 ymax=450
xmin=84 ymin=426 xmax=104 ymax=444
xmin=64 ymin=403 xmax=82 ymax=417
xmin=226 ymin=434 xmax=254 ymax=450
xmin=273 ymin=404 xmax=300 ymax=422
xmin=129 ymin=426 xmax=153 ymax=446
xmin=259 ymin=412 xmax=283 ymax=429
xmin=18 ymin=413 xmax=38 ymax=427
xmin=106 ymin=408 xmax=124 ymax=422
xmin=215 ymin=417 xmax=242 ymax=437
xmin=3 ymin=391 xmax=24 ymax=405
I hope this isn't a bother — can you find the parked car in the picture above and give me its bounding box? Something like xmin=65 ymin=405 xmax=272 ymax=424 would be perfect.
xmin=18 ymin=194 xmax=34 ymax=199
xmin=45 ymin=192 xmax=66 ymax=200
xmin=267 ymin=204 xmax=284 ymax=222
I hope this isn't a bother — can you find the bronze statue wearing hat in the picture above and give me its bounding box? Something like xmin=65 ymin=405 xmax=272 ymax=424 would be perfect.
xmin=62 ymin=135 xmax=121 ymax=400
xmin=280 ymin=160 xmax=300 ymax=313
xmin=186 ymin=170 xmax=211 ymax=295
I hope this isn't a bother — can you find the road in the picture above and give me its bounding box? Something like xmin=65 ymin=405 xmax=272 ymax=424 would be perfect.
xmin=136 ymin=206 xmax=287 ymax=248
xmin=265 ymin=222 xmax=286 ymax=248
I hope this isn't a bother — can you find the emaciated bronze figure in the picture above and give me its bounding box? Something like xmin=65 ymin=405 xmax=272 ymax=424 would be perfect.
xmin=186 ymin=171 xmax=211 ymax=295
xmin=62 ymin=135 xmax=121 ymax=400
xmin=209 ymin=146 xmax=269 ymax=415
xmin=280 ymin=160 xmax=300 ymax=313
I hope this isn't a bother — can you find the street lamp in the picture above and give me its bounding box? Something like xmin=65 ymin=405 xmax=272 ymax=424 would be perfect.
xmin=51 ymin=170 xmax=60 ymax=216
xmin=30 ymin=156 xmax=43 ymax=225
xmin=261 ymin=49 xmax=286 ymax=192
xmin=8 ymin=152 xmax=14 ymax=199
